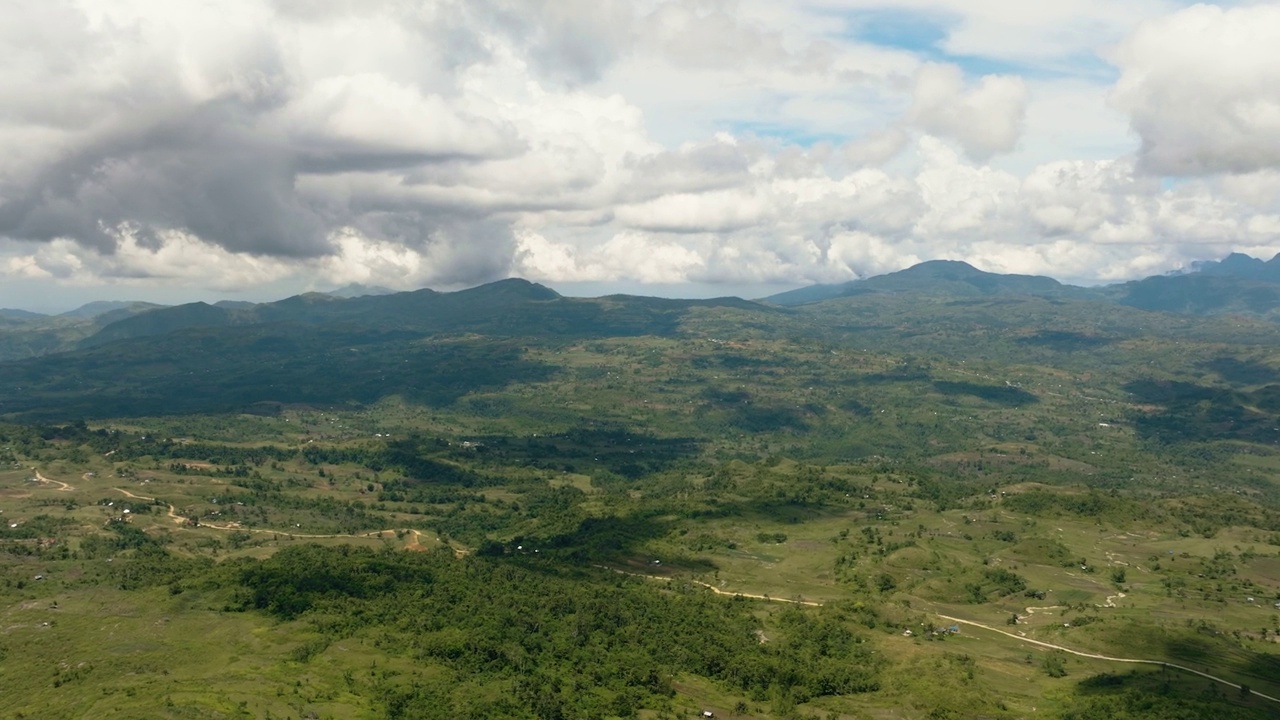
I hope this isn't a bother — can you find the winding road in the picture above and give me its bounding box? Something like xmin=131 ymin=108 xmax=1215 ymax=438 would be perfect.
xmin=33 ymin=470 xmax=74 ymax=492
xmin=110 ymin=487 xmax=437 ymax=546
xmin=596 ymin=565 xmax=822 ymax=606
xmin=598 ymin=565 xmax=1279 ymax=706
xmin=32 ymin=468 xmax=1280 ymax=706
xmin=932 ymin=612 xmax=1280 ymax=705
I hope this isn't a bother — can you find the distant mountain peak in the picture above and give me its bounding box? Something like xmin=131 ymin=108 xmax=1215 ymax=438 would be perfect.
xmin=0 ymin=308 xmax=46 ymax=321
xmin=763 ymin=260 xmax=1071 ymax=306
xmin=1182 ymin=252 xmax=1280 ymax=283
xmin=326 ymin=283 xmax=397 ymax=299
xmin=458 ymin=278 xmax=561 ymax=301
xmin=271 ymin=292 xmax=339 ymax=309
xmin=911 ymin=259 xmax=981 ymax=273
xmin=1213 ymin=252 xmax=1264 ymax=272
xmin=60 ymin=300 xmax=166 ymax=319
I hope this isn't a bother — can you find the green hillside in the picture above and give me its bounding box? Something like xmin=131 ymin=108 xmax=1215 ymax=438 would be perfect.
xmin=2 ymin=279 xmax=1280 ymax=719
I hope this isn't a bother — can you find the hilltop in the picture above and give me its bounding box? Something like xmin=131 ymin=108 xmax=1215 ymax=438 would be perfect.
xmin=766 ymin=253 xmax=1280 ymax=319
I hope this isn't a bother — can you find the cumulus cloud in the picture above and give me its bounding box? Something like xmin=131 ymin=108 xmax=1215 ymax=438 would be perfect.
xmin=908 ymin=64 xmax=1028 ymax=161
xmin=1 ymin=0 xmax=1279 ymax=305
xmin=3 ymin=230 xmax=295 ymax=289
xmin=510 ymin=135 xmax=1280 ymax=285
xmin=515 ymin=229 xmax=706 ymax=283
xmin=1111 ymin=3 xmax=1280 ymax=176
xmin=0 ymin=0 xmax=655 ymax=266
xmin=0 ymin=224 xmax=507 ymax=291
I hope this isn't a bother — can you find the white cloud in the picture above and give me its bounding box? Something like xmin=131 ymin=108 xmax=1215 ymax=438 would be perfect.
xmin=908 ymin=63 xmax=1028 ymax=161
xmin=913 ymin=137 xmax=1021 ymax=235
xmin=278 ymin=74 xmax=519 ymax=161
xmin=1020 ymin=159 xmax=1150 ymax=237
xmin=1218 ymin=171 xmax=1280 ymax=212
xmin=1110 ymin=3 xmax=1280 ymax=175
xmin=616 ymin=189 xmax=775 ymax=233
xmin=1 ymin=229 xmax=294 ymax=289
xmin=827 ymin=230 xmax=922 ymax=277
xmin=842 ymin=127 xmax=910 ymax=167
xmin=1 ymin=0 xmax=1279 ymax=307
xmin=318 ymin=230 xmax=427 ymax=287
xmin=514 ymin=229 xmax=706 ymax=283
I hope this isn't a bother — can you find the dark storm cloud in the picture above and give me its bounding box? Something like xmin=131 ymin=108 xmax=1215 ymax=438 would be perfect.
xmin=0 ymin=99 xmax=330 ymax=257
xmin=0 ymin=0 xmax=545 ymax=266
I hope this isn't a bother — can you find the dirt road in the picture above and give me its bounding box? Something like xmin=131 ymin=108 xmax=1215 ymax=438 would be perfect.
xmin=595 ymin=566 xmax=822 ymax=606
xmin=932 ymin=612 xmax=1280 ymax=705
xmin=33 ymin=470 xmax=74 ymax=492
xmin=92 ymin=474 xmax=1280 ymax=706
xmin=109 ymin=486 xmax=445 ymax=548
xmin=597 ymin=564 xmax=1278 ymax=706
xmin=112 ymin=487 xmax=186 ymax=524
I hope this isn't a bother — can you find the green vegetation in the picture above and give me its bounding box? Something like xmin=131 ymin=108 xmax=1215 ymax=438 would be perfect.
xmin=2 ymin=280 xmax=1280 ymax=718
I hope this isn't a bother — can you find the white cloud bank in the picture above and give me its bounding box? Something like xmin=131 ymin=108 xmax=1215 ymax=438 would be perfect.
xmin=1 ymin=0 xmax=1279 ymax=305
xmin=1111 ymin=3 xmax=1280 ymax=176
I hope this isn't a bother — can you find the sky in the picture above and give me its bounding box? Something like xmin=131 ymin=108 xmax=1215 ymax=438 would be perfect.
xmin=3 ymin=0 xmax=1280 ymax=312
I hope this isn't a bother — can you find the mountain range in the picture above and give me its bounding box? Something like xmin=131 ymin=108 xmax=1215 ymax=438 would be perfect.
xmin=762 ymin=252 xmax=1280 ymax=317
xmin=762 ymin=259 xmax=1090 ymax=305
xmin=0 ymin=251 xmax=1278 ymax=415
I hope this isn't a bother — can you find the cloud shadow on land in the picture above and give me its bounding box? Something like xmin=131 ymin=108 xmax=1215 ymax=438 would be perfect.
xmin=451 ymin=427 xmax=699 ymax=482
xmin=1124 ymin=378 xmax=1280 ymax=444
xmin=931 ymin=380 xmax=1039 ymax=407
xmin=1201 ymin=356 xmax=1280 ymax=386
xmin=0 ymin=326 xmax=560 ymax=421
xmin=1015 ymin=330 xmax=1114 ymax=351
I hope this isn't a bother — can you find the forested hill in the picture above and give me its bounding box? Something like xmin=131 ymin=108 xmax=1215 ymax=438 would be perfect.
xmin=81 ymin=278 xmax=559 ymax=347
xmin=766 ymin=253 xmax=1280 ymax=320
xmin=9 ymin=250 xmax=1280 ymax=365
xmin=77 ymin=279 xmax=773 ymax=348
xmin=0 ymin=278 xmax=776 ymax=364
xmin=765 ymin=260 xmax=1090 ymax=306
xmin=0 ymin=282 xmax=782 ymax=420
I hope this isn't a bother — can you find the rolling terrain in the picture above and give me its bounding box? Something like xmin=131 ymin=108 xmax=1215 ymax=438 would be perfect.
xmin=2 ymin=268 xmax=1280 ymax=719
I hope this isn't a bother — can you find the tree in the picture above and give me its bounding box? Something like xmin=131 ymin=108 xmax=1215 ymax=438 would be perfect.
xmin=1042 ymin=651 xmax=1067 ymax=678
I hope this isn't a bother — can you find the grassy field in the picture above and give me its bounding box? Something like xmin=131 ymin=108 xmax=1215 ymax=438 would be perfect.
xmin=4 ymin=447 xmax=1280 ymax=719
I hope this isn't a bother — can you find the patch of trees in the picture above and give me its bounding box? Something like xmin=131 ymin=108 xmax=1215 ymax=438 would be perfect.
xmin=226 ymin=545 xmax=881 ymax=718
xmin=967 ymin=568 xmax=1027 ymax=603
xmin=1004 ymin=490 xmax=1146 ymax=523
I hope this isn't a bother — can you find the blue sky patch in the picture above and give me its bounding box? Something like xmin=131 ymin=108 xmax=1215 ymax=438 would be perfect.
xmin=847 ymin=7 xmax=954 ymax=52
xmin=836 ymin=7 xmax=1117 ymax=82
xmin=725 ymin=120 xmax=850 ymax=147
